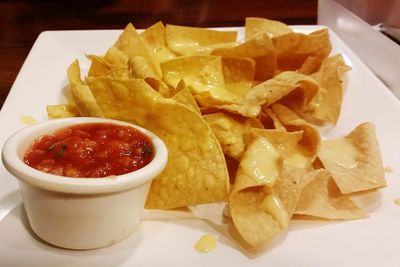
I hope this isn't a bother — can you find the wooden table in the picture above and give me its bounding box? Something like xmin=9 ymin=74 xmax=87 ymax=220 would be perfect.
xmin=0 ymin=0 xmax=317 ymax=109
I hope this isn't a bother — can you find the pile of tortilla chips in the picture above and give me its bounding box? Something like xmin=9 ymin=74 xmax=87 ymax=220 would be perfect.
xmin=47 ymin=17 xmax=386 ymax=250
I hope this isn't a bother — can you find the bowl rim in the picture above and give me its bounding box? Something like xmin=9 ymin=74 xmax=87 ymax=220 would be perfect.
xmin=1 ymin=117 xmax=168 ymax=194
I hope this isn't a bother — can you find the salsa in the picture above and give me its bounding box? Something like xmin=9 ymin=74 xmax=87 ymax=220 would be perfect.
xmin=23 ymin=123 xmax=154 ymax=178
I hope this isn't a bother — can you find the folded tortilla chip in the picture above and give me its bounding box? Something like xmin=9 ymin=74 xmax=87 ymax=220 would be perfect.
xmin=252 ymin=128 xmax=313 ymax=169
xmin=218 ymin=71 xmax=318 ymax=119
xmin=230 ymin=134 xmax=316 ymax=247
xmin=273 ymin=28 xmax=332 ymax=72
xmin=245 ymin=17 xmax=293 ymax=39
xmin=317 ymin=122 xmax=386 ymax=194
xmin=113 ymin=23 xmax=161 ymax=78
xmin=221 ymin=56 xmax=255 ymax=96
xmin=140 ymin=21 xmax=177 ymax=64
xmin=166 ymin=24 xmax=237 ymax=55
xmin=171 ymin=80 xmax=201 ymax=113
xmin=304 ymin=54 xmax=351 ymax=125
xmin=295 ymin=169 xmax=368 ymax=220
xmin=203 ymin=112 xmax=253 ymax=160
xmin=67 ymin=61 xmax=104 ymax=117
xmin=161 ymin=55 xmax=240 ymax=105
xmin=271 ymin=103 xmax=320 ymax=161
xmin=212 ymin=33 xmax=276 ymax=81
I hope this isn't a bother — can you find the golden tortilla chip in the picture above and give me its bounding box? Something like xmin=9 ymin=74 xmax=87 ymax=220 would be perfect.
xmin=166 ymin=24 xmax=237 ymax=55
xmin=252 ymin=128 xmax=313 ymax=169
xmin=86 ymin=54 xmax=133 ymax=80
xmin=229 ymin=134 xmax=316 ymax=247
xmin=295 ymin=169 xmax=368 ymax=219
xmin=230 ymin=186 xmax=281 ymax=247
xmin=203 ymin=112 xmax=252 ymax=160
xmin=86 ymin=55 xmax=111 ymax=77
xmin=317 ymin=122 xmax=386 ymax=194
xmin=128 ymin=56 xmax=159 ymax=79
xmin=218 ymin=71 xmax=318 ymax=118
xmin=271 ymin=103 xmax=320 ymax=161
xmin=67 ymin=59 xmax=84 ymax=86
xmin=144 ymin=100 xmax=230 ymax=209
xmin=140 ymin=21 xmax=177 ymax=64
xmin=86 ymin=77 xmax=159 ymax=126
xmin=270 ymin=167 xmax=316 ymax=219
xmin=107 ymin=68 xmax=131 ymax=79
xmin=220 ymin=56 xmax=255 ymax=96
xmin=86 ymin=77 xmax=230 ymax=209
xmin=261 ymin=108 xmax=285 ymax=130
xmin=66 ymin=61 xmax=104 ymax=117
xmin=212 ymin=33 xmax=275 ymax=81
xmin=46 ymin=104 xmax=80 ymax=119
xmin=298 ymin=56 xmax=322 ymax=75
xmin=273 ymin=28 xmax=332 ymax=72
xmin=229 ymin=136 xmax=282 ymax=247
xmin=245 ymin=17 xmax=293 ymax=40
xmin=161 ymin=55 xmax=239 ymax=105
xmin=270 ymin=71 xmax=319 ymax=113
xmin=304 ymin=54 xmax=351 ymax=125
xmin=128 ymin=56 xmax=170 ymax=96
xmin=113 ymin=23 xmax=161 ymax=78
xmin=103 ymin=46 xmax=129 ymax=67
xmin=70 ymin=84 xmax=105 ymax=117
xmin=171 ymin=80 xmax=201 ymax=113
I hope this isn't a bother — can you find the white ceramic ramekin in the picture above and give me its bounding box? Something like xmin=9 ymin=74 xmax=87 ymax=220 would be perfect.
xmin=1 ymin=117 xmax=168 ymax=250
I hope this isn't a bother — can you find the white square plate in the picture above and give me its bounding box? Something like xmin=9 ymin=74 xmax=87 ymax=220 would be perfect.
xmin=1 ymin=26 xmax=400 ymax=267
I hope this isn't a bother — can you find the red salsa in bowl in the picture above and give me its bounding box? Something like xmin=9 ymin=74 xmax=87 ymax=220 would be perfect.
xmin=23 ymin=123 xmax=154 ymax=178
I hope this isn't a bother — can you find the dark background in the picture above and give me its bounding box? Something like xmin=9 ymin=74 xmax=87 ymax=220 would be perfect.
xmin=0 ymin=0 xmax=318 ymax=109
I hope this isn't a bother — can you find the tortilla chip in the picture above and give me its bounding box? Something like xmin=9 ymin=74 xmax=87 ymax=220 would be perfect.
xmin=298 ymin=56 xmax=322 ymax=75
xmin=107 ymin=68 xmax=131 ymax=79
xmin=261 ymin=108 xmax=285 ymax=130
xmin=104 ymin=46 xmax=129 ymax=67
xmin=229 ymin=136 xmax=282 ymax=246
xmin=86 ymin=55 xmax=111 ymax=77
xmin=66 ymin=61 xmax=104 ymax=117
xmin=86 ymin=77 xmax=159 ymax=126
xmin=221 ymin=56 xmax=255 ymax=96
xmin=166 ymin=24 xmax=237 ymax=55
xmin=271 ymin=104 xmax=320 ymax=160
xmin=46 ymin=104 xmax=80 ymax=119
xmin=203 ymin=112 xmax=252 ymax=160
xmin=161 ymin=55 xmax=239 ymax=105
xmin=128 ymin=56 xmax=159 ymax=79
xmin=229 ymin=134 xmax=316 ymax=247
xmin=144 ymin=99 xmax=230 ymax=209
xmin=113 ymin=23 xmax=161 ymax=78
xmin=86 ymin=77 xmax=230 ymax=209
xmin=295 ymin=169 xmax=368 ymax=219
xmin=271 ymin=167 xmax=316 ymax=219
xmin=252 ymin=128 xmax=313 ymax=169
xmin=171 ymin=80 xmax=201 ymax=113
xmin=273 ymin=28 xmax=332 ymax=72
xmin=245 ymin=17 xmax=293 ymax=40
xmin=212 ymin=33 xmax=275 ymax=81
xmin=140 ymin=21 xmax=177 ymax=64
xmin=304 ymin=54 xmax=351 ymax=125
xmin=230 ymin=186 xmax=281 ymax=247
xmin=128 ymin=56 xmax=171 ymax=96
xmin=67 ymin=59 xmax=84 ymax=86
xmin=70 ymin=84 xmax=104 ymax=117
xmin=218 ymin=71 xmax=318 ymax=118
xmin=317 ymin=122 xmax=386 ymax=194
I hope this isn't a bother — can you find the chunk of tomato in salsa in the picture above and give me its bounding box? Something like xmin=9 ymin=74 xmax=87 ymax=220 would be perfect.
xmin=23 ymin=123 xmax=154 ymax=178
